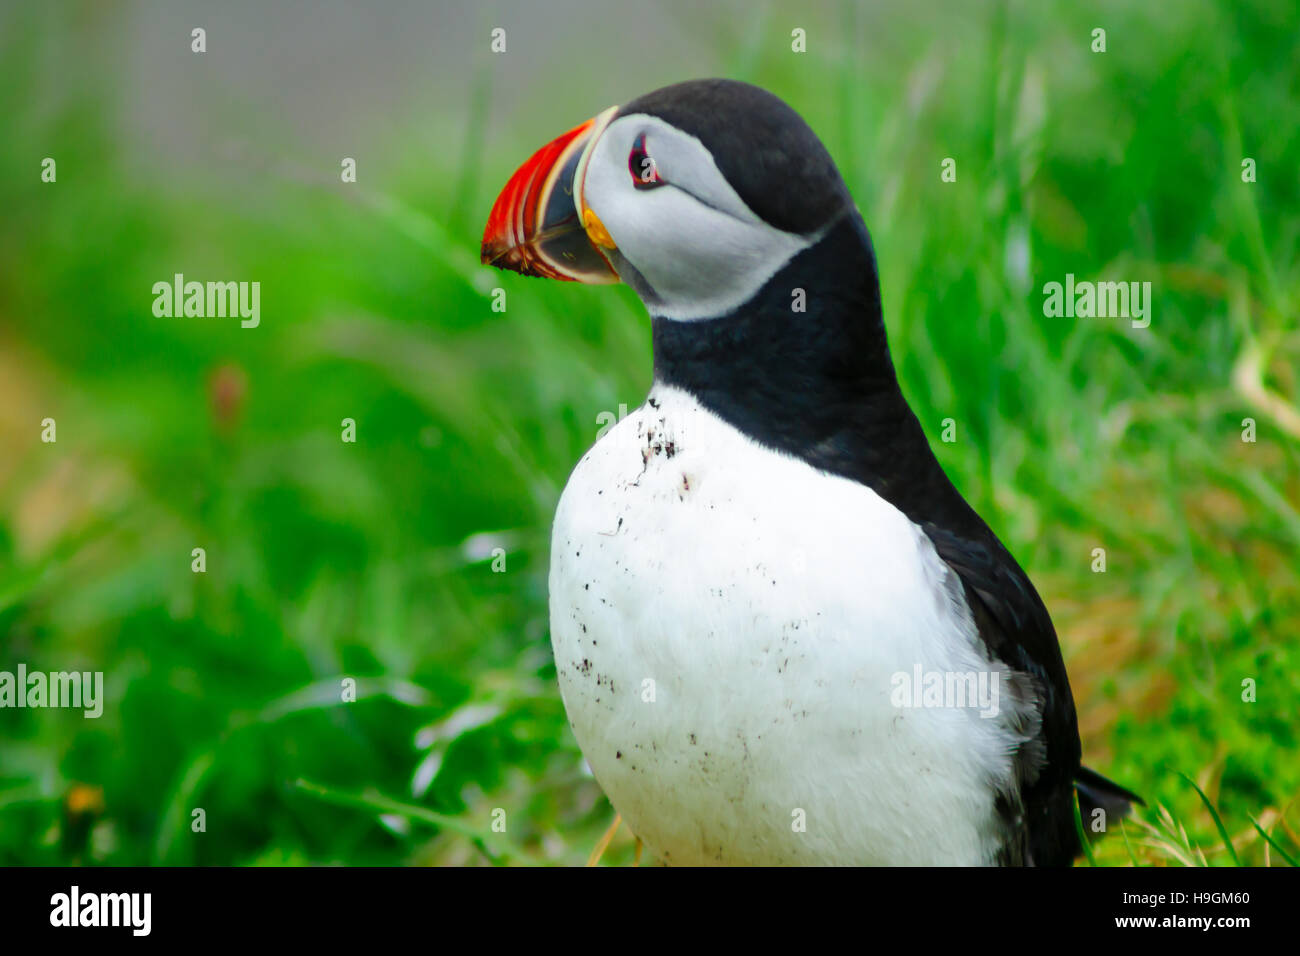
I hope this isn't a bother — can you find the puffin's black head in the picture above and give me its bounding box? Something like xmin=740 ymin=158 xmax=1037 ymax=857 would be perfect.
xmin=619 ymin=80 xmax=853 ymax=237
xmin=481 ymin=79 xmax=863 ymax=321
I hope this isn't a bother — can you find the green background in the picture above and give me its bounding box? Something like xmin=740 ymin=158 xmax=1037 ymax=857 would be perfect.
xmin=1 ymin=0 xmax=1297 ymax=865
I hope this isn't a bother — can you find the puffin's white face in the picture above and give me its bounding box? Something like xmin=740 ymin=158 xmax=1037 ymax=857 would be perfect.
xmin=575 ymin=113 xmax=813 ymax=321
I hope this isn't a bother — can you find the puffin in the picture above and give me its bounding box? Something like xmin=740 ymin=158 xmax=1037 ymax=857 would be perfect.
xmin=480 ymin=78 xmax=1141 ymax=866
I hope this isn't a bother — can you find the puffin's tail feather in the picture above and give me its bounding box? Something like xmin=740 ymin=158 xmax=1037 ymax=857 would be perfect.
xmin=1075 ymin=765 xmax=1144 ymax=840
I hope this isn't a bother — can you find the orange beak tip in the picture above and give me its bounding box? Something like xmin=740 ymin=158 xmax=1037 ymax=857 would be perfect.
xmin=479 ymin=109 xmax=621 ymax=284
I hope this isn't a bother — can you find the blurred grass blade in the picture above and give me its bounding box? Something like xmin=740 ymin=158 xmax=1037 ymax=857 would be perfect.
xmin=294 ymin=779 xmax=517 ymax=863
xmin=1176 ymin=771 xmax=1240 ymax=866
xmin=1248 ymin=815 xmax=1299 ymax=868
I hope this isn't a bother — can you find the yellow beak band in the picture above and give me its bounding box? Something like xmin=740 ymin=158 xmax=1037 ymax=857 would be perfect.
xmin=583 ymin=208 xmax=617 ymax=250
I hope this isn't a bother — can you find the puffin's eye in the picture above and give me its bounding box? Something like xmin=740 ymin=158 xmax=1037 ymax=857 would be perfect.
xmin=628 ymin=133 xmax=665 ymax=190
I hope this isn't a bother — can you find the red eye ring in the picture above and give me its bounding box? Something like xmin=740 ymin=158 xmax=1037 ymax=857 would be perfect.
xmin=628 ymin=133 xmax=665 ymax=189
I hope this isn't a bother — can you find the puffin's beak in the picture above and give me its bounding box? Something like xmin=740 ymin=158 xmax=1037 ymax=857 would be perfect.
xmin=480 ymin=106 xmax=621 ymax=283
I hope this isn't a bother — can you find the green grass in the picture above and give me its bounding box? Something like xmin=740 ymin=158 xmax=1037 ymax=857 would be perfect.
xmin=1 ymin=0 xmax=1297 ymax=866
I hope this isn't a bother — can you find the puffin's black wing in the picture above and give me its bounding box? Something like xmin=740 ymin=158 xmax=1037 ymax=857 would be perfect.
xmin=920 ymin=521 xmax=1084 ymax=865
xmin=921 ymin=505 xmax=1144 ymax=864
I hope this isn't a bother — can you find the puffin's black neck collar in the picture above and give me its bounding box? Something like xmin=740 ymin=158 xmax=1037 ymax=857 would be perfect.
xmin=652 ymin=212 xmax=995 ymax=544
xmin=651 ymin=213 xmax=966 ymax=524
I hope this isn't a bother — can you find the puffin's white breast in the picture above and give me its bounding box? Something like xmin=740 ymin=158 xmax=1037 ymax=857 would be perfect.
xmin=549 ymin=385 xmax=1026 ymax=865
